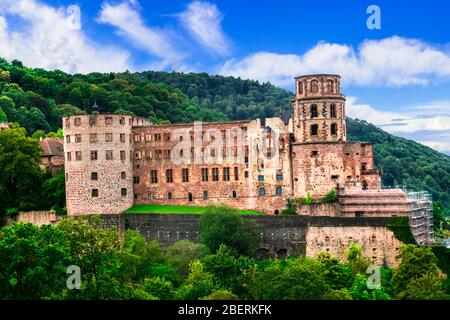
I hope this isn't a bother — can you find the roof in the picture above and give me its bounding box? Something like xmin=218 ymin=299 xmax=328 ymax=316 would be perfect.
xmin=40 ymin=138 xmax=64 ymax=156
xmin=281 ymin=109 xmax=293 ymax=125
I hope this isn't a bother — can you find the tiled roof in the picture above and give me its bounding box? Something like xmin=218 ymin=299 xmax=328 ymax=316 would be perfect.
xmin=40 ymin=138 xmax=64 ymax=156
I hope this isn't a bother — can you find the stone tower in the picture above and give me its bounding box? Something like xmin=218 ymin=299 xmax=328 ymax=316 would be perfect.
xmin=63 ymin=113 xmax=136 ymax=215
xmin=291 ymin=74 xmax=380 ymax=198
xmin=292 ymin=74 xmax=346 ymax=143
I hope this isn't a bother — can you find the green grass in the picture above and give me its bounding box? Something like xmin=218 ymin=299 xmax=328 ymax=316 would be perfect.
xmin=123 ymin=204 xmax=263 ymax=215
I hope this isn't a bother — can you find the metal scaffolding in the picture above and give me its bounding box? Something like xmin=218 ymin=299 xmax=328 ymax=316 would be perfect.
xmin=404 ymin=190 xmax=434 ymax=245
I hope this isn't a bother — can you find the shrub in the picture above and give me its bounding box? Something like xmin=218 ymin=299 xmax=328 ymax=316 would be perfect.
xmin=322 ymin=189 xmax=337 ymax=203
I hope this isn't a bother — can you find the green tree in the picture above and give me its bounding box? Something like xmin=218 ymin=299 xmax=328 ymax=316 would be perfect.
xmin=175 ymin=260 xmax=216 ymax=300
xmin=141 ymin=276 xmax=174 ymax=300
xmin=165 ymin=240 xmax=209 ymax=280
xmin=346 ymin=242 xmax=371 ymax=275
xmin=0 ymin=127 xmax=43 ymax=223
xmin=392 ymin=244 xmax=447 ymax=299
xmin=199 ymin=205 xmax=259 ymax=256
xmin=0 ymin=106 xmax=7 ymax=122
xmin=200 ymin=290 xmax=239 ymax=300
xmin=41 ymin=169 xmax=66 ymax=215
xmin=0 ymin=223 xmax=71 ymax=299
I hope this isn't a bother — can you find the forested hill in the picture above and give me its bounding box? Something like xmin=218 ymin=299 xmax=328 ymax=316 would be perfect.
xmin=0 ymin=58 xmax=449 ymax=208
xmin=141 ymin=71 xmax=293 ymax=120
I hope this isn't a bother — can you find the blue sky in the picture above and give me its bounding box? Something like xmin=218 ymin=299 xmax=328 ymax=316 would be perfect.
xmin=0 ymin=0 xmax=449 ymax=154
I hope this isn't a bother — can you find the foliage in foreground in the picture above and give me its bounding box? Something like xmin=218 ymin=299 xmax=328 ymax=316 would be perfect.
xmin=0 ymin=216 xmax=448 ymax=300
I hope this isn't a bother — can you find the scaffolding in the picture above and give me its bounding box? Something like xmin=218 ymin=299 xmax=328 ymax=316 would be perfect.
xmin=404 ymin=190 xmax=434 ymax=245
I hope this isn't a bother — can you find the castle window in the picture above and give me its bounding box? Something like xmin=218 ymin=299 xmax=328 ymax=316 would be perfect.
xmin=144 ymin=134 xmax=151 ymax=142
xmin=223 ymin=167 xmax=230 ymax=181
xmin=311 ymin=150 xmax=318 ymax=156
xmin=166 ymin=169 xmax=173 ymax=183
xmin=151 ymin=170 xmax=158 ymax=183
xmin=105 ymin=133 xmax=113 ymax=142
xmin=91 ymin=150 xmax=98 ymax=161
xmin=276 ymin=186 xmax=282 ymax=196
xmin=91 ymin=172 xmax=98 ymax=181
xmin=331 ymin=123 xmax=337 ymax=135
xmin=121 ymin=172 xmax=126 ymax=180
xmin=331 ymin=175 xmax=339 ymax=180
xmin=67 ymin=152 xmax=72 ymax=161
xmin=330 ymin=104 xmax=337 ymax=118
xmin=311 ymin=80 xmax=318 ymax=93
xmin=134 ymin=134 xmax=141 ymax=142
xmin=179 ymin=149 xmax=184 ymax=158
xmin=361 ymin=163 xmax=367 ymax=171
xmin=212 ymin=168 xmax=219 ymax=181
xmin=188 ymin=192 xmax=193 ymax=202
xmin=164 ymin=149 xmax=171 ymax=159
xmin=244 ymin=171 xmax=249 ymax=178
xmin=106 ymin=150 xmax=113 ymax=160
xmin=154 ymin=133 xmax=161 ymax=141
xmin=259 ymin=187 xmax=266 ymax=197
xmin=120 ymin=150 xmax=126 ymax=161
xmin=74 ymin=118 xmax=81 ymax=126
xmin=89 ymin=117 xmax=97 ymax=126
xmin=91 ymin=189 xmax=98 ymax=197
xmin=75 ymin=151 xmax=82 ymax=161
xmin=135 ymin=151 xmax=142 ymax=160
xmin=310 ymin=104 xmax=318 ymax=118
xmin=310 ymin=124 xmax=318 ymax=136
xmin=232 ymin=190 xmax=237 ymax=198
xmin=276 ymin=174 xmax=283 ymax=181
xmin=210 ymin=148 xmax=216 ymax=157
xmin=105 ymin=116 xmax=113 ymax=125
xmin=298 ymin=81 xmax=303 ymax=94
xmin=258 ymin=175 xmax=265 ymax=181
xmin=362 ymin=181 xmax=368 ymax=190
xmin=133 ymin=176 xmax=140 ymax=184
xmin=179 ymin=136 xmax=183 ymax=142
xmin=201 ymin=168 xmax=208 ymax=182
xmin=66 ymin=135 xmax=71 ymax=143
xmin=326 ymin=80 xmax=334 ymax=93
xmin=90 ymin=133 xmax=97 ymax=143
xmin=164 ymin=133 xmax=171 ymax=141
xmin=119 ymin=117 xmax=125 ymax=125
xmin=121 ymin=188 xmax=127 ymax=197
xmin=234 ymin=167 xmax=239 ymax=180
xmin=203 ymin=190 xmax=208 ymax=200
xmin=75 ymin=134 xmax=81 ymax=143
xmin=168 ymin=192 xmax=172 ymax=200
xmin=182 ymin=168 xmax=189 ymax=182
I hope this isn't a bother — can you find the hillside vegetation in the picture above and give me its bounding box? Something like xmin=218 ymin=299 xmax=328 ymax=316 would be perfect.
xmin=0 ymin=58 xmax=449 ymax=209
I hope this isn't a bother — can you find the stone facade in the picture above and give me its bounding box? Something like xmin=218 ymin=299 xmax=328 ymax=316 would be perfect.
xmin=62 ymin=74 xmax=396 ymax=216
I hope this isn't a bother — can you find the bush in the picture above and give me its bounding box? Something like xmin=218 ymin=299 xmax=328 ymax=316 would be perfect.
xmin=200 ymin=290 xmax=239 ymax=300
xmin=5 ymin=207 xmax=18 ymax=217
xmin=199 ymin=204 xmax=259 ymax=256
xmin=141 ymin=277 xmax=174 ymax=300
xmin=322 ymin=189 xmax=337 ymax=203
xmin=280 ymin=198 xmax=297 ymax=215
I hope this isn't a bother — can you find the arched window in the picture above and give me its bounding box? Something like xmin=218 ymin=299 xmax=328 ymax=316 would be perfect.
xmin=311 ymin=124 xmax=318 ymax=136
xmin=310 ymin=104 xmax=318 ymax=118
xmin=326 ymin=80 xmax=334 ymax=93
xmin=311 ymin=80 xmax=319 ymax=93
xmin=330 ymin=104 xmax=336 ymax=118
xmin=298 ymin=81 xmax=303 ymax=94
xmin=331 ymin=123 xmax=337 ymax=135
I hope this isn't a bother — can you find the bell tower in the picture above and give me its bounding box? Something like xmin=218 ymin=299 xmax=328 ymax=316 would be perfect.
xmin=292 ymin=74 xmax=346 ymax=143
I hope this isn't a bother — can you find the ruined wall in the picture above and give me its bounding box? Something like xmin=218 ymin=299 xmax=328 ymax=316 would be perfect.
xmin=7 ymin=211 xmax=58 ymax=226
xmin=306 ymin=226 xmax=402 ymax=267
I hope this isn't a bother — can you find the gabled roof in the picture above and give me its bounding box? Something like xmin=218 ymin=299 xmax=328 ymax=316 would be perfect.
xmin=40 ymin=138 xmax=64 ymax=156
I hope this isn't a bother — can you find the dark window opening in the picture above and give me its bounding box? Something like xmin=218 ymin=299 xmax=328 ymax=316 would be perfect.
xmin=311 ymin=124 xmax=318 ymax=136
xmin=121 ymin=188 xmax=127 ymax=197
xmin=188 ymin=192 xmax=193 ymax=202
xmin=91 ymin=189 xmax=98 ymax=197
xmin=310 ymin=104 xmax=318 ymax=118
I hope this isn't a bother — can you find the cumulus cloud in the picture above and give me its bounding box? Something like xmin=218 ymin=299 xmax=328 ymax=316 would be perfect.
xmin=219 ymin=36 xmax=450 ymax=88
xmin=347 ymin=96 xmax=450 ymax=155
xmin=179 ymin=1 xmax=231 ymax=56
xmin=0 ymin=0 xmax=131 ymax=74
xmin=98 ymin=1 xmax=187 ymax=70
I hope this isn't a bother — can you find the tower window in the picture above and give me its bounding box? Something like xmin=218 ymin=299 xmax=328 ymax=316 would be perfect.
xmin=326 ymin=80 xmax=334 ymax=93
xmin=121 ymin=172 xmax=126 ymax=180
xmin=106 ymin=150 xmax=113 ymax=160
xmin=121 ymin=188 xmax=127 ymax=197
xmin=298 ymin=81 xmax=303 ymax=94
xmin=75 ymin=151 xmax=82 ymax=161
xmin=105 ymin=133 xmax=113 ymax=142
xmin=223 ymin=167 xmax=230 ymax=181
xmin=120 ymin=150 xmax=126 ymax=161
xmin=331 ymin=123 xmax=337 ymax=135
xmin=133 ymin=176 xmax=140 ymax=184
xmin=311 ymin=150 xmax=318 ymax=156
xmin=182 ymin=168 xmax=189 ymax=182
xmin=166 ymin=169 xmax=173 ymax=183
xmin=168 ymin=192 xmax=172 ymax=200
xmin=234 ymin=167 xmax=239 ymax=180
xmin=276 ymin=186 xmax=282 ymax=196
xmin=67 ymin=152 xmax=72 ymax=161
xmin=201 ymin=168 xmax=208 ymax=182
xmin=91 ymin=172 xmax=98 ymax=181
xmin=310 ymin=124 xmax=318 ymax=136
xmin=188 ymin=192 xmax=193 ymax=202
xmin=330 ymin=104 xmax=337 ymax=118
xmin=259 ymin=188 xmax=266 ymax=197
xmin=311 ymin=80 xmax=318 ymax=93
xmin=91 ymin=189 xmax=98 ymax=197
xmin=151 ymin=170 xmax=158 ymax=183
xmin=310 ymin=104 xmax=318 ymax=118
xmin=212 ymin=168 xmax=219 ymax=181
xmin=232 ymin=190 xmax=237 ymax=198
xmin=203 ymin=190 xmax=208 ymax=200
xmin=258 ymin=175 xmax=265 ymax=181
xmin=75 ymin=134 xmax=81 ymax=143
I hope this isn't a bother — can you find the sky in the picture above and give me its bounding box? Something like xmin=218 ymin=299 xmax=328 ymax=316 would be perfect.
xmin=0 ymin=0 xmax=449 ymax=155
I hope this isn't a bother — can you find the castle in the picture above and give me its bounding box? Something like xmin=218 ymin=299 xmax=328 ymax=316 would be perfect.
xmin=63 ymin=74 xmax=434 ymax=251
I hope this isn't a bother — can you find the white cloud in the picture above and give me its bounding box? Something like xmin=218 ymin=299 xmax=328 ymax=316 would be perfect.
xmin=346 ymin=96 xmax=450 ymax=155
xmin=98 ymin=1 xmax=186 ymax=70
xmin=219 ymin=36 xmax=450 ymax=88
xmin=179 ymin=1 xmax=231 ymax=56
xmin=0 ymin=0 xmax=131 ymax=74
